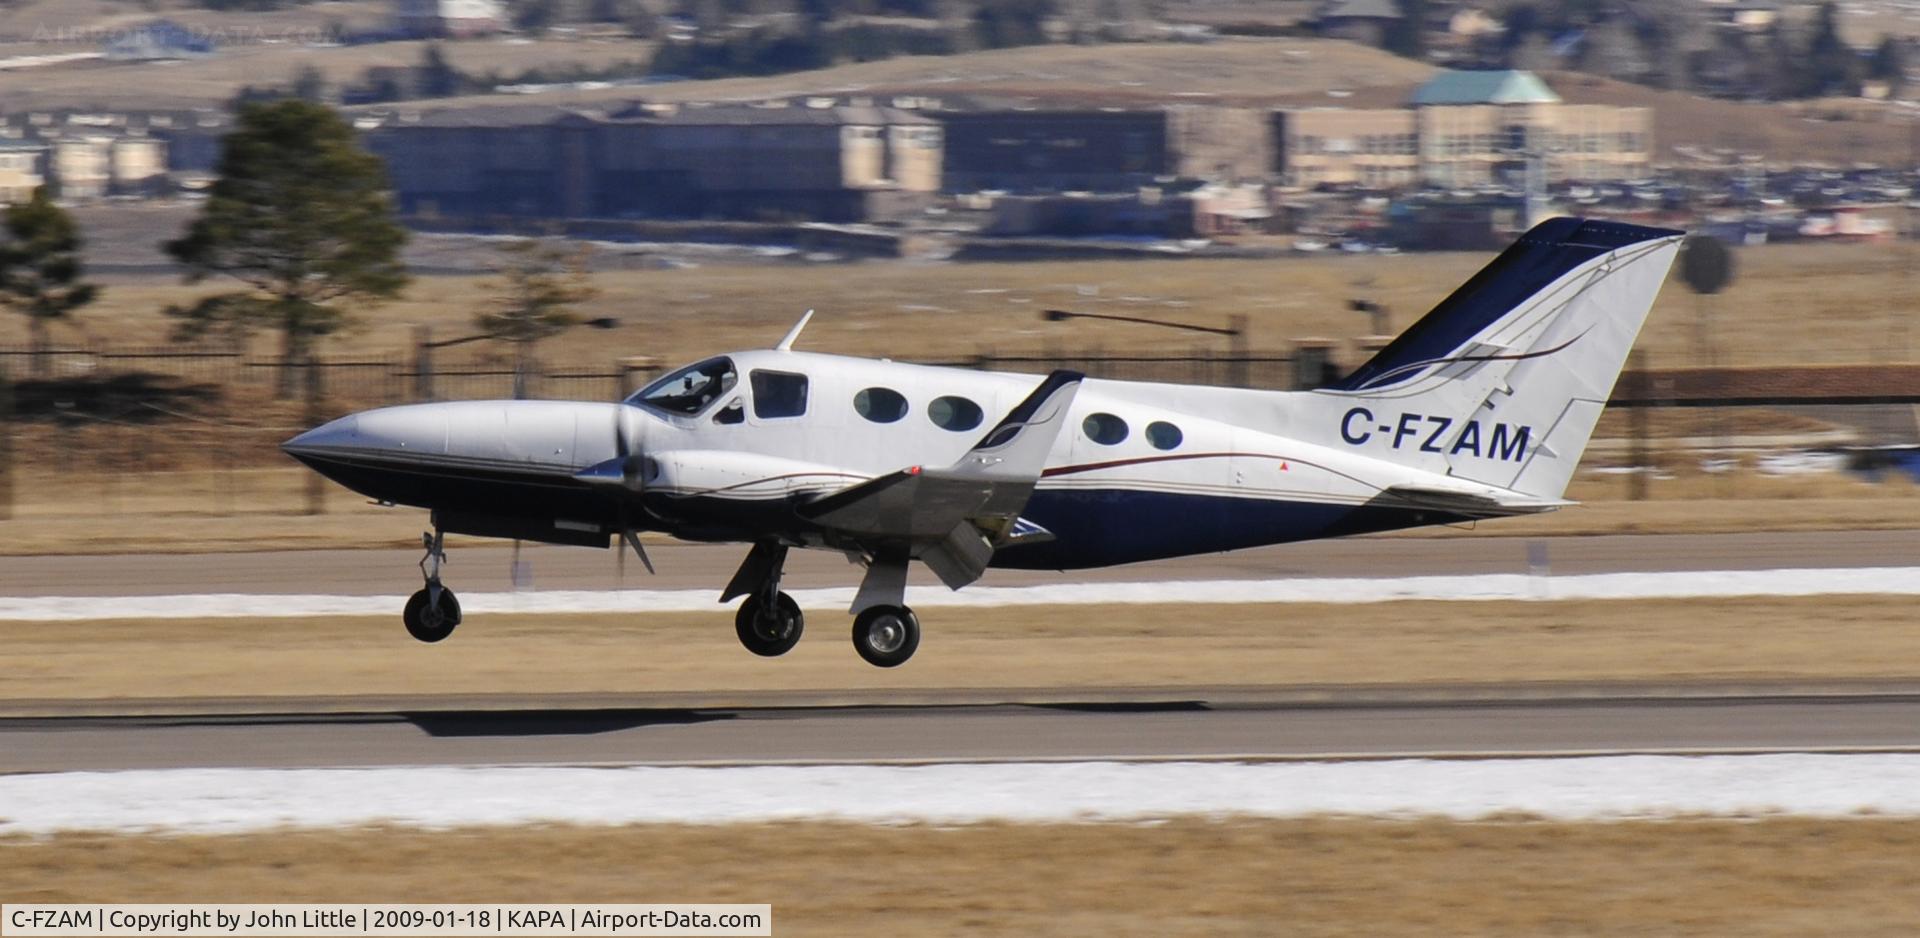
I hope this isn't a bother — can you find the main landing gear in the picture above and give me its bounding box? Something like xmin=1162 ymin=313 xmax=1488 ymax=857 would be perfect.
xmin=851 ymin=604 xmax=919 ymax=669
xmin=404 ymin=524 xmax=461 ymax=643
xmin=722 ymin=542 xmax=922 ymax=667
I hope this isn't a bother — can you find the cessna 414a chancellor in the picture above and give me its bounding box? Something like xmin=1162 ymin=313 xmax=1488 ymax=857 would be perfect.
xmin=283 ymin=217 xmax=1683 ymax=667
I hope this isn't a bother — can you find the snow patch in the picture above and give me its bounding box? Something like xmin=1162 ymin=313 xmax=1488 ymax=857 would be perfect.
xmin=2 ymin=567 xmax=1919 ymax=621
xmin=3 ymin=755 xmax=1919 ymax=835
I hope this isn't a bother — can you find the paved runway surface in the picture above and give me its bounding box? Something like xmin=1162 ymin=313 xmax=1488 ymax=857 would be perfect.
xmin=7 ymin=530 xmax=1920 ymax=597
xmin=7 ymin=685 xmax=1920 ymax=774
xmin=7 ymin=533 xmax=1919 ymax=776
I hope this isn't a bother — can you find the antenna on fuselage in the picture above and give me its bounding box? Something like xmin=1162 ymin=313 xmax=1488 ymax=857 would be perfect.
xmin=775 ymin=309 xmax=814 ymax=352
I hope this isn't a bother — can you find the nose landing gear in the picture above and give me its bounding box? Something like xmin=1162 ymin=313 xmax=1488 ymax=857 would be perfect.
xmin=726 ymin=541 xmax=804 ymax=657
xmin=736 ymin=591 xmax=804 ymax=657
xmin=404 ymin=524 xmax=461 ymax=643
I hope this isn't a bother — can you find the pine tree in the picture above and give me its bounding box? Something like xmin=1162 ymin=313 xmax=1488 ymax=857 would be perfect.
xmin=1804 ymin=1 xmax=1863 ymax=97
xmin=1871 ymin=35 xmax=1910 ymax=95
xmin=0 ymin=188 xmax=99 ymax=378
xmin=165 ymin=100 xmax=408 ymax=398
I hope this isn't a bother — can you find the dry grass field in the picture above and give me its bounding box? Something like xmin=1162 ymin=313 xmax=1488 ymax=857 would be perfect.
xmin=8 ymin=235 xmax=1920 ymax=553
xmin=0 ymin=0 xmax=654 ymax=109
xmin=5 ymin=594 xmax=1919 ymax=702
xmin=0 ymin=0 xmax=391 ymax=36
xmin=24 ymin=239 xmax=1920 ymax=371
xmin=416 ymin=36 xmax=1440 ymax=111
xmin=6 ymin=819 xmax=1920 ymax=936
xmin=0 ymin=23 xmax=1424 ymax=111
xmin=2 ymin=461 xmax=1918 ymax=554
xmin=0 ymin=37 xmax=659 ymax=111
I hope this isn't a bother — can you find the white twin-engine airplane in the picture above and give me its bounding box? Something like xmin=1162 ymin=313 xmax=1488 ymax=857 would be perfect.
xmin=284 ymin=218 xmax=1684 ymax=667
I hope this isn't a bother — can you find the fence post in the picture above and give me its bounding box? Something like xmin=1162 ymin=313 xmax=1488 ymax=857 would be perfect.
xmin=1228 ymin=313 xmax=1250 ymax=388
xmin=414 ymin=324 xmax=435 ymax=401
xmin=1291 ymin=339 xmax=1334 ymax=391
xmin=0 ymin=361 xmax=12 ymax=522
xmin=1628 ymin=349 xmax=1649 ymax=502
xmin=304 ymin=353 xmax=325 ymax=516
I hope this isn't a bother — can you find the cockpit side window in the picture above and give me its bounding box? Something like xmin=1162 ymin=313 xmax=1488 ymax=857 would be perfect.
xmin=714 ymin=399 xmax=745 ymax=425
xmin=750 ymin=370 xmax=809 ymax=419
xmin=629 ymin=357 xmax=737 ymax=416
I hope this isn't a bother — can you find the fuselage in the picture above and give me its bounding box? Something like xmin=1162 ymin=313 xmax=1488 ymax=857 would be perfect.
xmin=284 ymin=349 xmax=1484 ymax=569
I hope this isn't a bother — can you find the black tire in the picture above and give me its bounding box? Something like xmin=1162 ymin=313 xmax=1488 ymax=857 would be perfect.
xmin=852 ymin=604 xmax=920 ymax=668
xmin=736 ymin=591 xmax=804 ymax=657
xmin=403 ymin=587 xmax=461 ymax=643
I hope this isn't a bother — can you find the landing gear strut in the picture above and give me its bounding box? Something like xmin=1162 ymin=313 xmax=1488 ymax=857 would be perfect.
xmin=404 ymin=523 xmax=461 ymax=643
xmin=729 ymin=542 xmax=803 ymax=657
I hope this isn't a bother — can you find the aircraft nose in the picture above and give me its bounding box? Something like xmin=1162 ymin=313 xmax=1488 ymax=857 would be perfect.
xmin=282 ymin=414 xmax=358 ymax=457
xmin=282 ymin=405 xmax=450 ymax=461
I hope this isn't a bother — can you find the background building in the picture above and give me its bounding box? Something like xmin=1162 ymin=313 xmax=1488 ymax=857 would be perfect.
xmin=49 ymin=137 xmax=112 ymax=200
xmin=367 ymin=102 xmax=942 ymax=223
xmin=394 ymin=0 xmax=506 ymax=39
xmin=938 ymin=105 xmax=1268 ymax=193
xmin=1275 ymin=70 xmax=1652 ymax=189
xmin=0 ymin=143 xmax=46 ymax=203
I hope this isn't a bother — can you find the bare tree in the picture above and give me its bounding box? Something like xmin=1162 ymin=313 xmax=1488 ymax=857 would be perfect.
xmin=478 ymin=238 xmax=600 ymax=399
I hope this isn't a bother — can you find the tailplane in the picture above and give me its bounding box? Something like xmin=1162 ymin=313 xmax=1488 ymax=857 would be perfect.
xmin=1312 ymin=217 xmax=1684 ymax=501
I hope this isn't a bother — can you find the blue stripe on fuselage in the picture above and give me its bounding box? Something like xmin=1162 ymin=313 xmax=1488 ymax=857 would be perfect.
xmin=991 ymin=489 xmax=1466 ymax=570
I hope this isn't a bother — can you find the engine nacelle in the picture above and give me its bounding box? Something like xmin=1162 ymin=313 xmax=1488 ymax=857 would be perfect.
xmin=646 ymin=449 xmax=863 ymax=502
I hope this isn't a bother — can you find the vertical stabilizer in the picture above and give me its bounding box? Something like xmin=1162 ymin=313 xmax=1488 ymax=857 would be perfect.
xmin=1312 ymin=218 xmax=1684 ymax=501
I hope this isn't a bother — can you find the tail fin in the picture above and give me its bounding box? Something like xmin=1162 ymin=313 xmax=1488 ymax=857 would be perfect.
xmin=1316 ymin=217 xmax=1683 ymax=501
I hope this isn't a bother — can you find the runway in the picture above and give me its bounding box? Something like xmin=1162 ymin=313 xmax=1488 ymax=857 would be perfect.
xmin=8 ymin=685 xmax=1920 ymax=774
xmin=6 ymin=529 xmax=1920 ymax=597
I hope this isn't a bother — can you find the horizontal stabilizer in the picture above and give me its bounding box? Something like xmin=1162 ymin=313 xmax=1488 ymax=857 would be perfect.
xmin=1379 ymin=484 xmax=1569 ymax=518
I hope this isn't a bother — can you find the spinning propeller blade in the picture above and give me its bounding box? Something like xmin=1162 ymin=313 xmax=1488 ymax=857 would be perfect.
xmin=610 ymin=406 xmax=654 ymax=575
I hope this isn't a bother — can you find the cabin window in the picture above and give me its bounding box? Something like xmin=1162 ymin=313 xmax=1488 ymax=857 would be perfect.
xmin=628 ymin=356 xmax=736 ymax=416
xmin=750 ymin=369 xmax=809 ymax=419
xmin=854 ymin=387 xmax=908 ymax=423
xmin=1145 ymin=421 xmax=1182 ymax=450
xmin=714 ymin=399 xmax=744 ymax=425
xmin=928 ymin=395 xmax=983 ymax=432
xmin=1083 ymin=413 xmax=1128 ymax=446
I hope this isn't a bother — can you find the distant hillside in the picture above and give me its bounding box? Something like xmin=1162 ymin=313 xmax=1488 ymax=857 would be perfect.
xmin=409 ymin=37 xmax=1440 ymax=111
xmin=1545 ymin=71 xmax=1920 ymax=167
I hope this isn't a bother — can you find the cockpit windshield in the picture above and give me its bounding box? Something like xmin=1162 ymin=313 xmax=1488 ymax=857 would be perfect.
xmin=627 ymin=357 xmax=737 ymax=416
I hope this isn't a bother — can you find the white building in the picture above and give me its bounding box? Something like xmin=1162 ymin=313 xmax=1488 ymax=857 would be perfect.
xmin=0 ymin=144 xmax=46 ymax=204
xmin=395 ymin=0 xmax=505 ymax=38
xmin=50 ymin=137 xmax=112 ymax=200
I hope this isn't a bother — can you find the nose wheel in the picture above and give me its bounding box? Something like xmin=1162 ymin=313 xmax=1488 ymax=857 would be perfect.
xmin=852 ymin=604 xmax=920 ymax=668
xmin=735 ymin=591 xmax=804 ymax=657
xmin=726 ymin=541 xmax=804 ymax=657
xmin=404 ymin=586 xmax=461 ymax=643
xmin=404 ymin=524 xmax=461 ymax=643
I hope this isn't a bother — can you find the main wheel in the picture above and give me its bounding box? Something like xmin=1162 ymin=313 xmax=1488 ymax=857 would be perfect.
xmin=852 ymin=604 xmax=920 ymax=668
xmin=403 ymin=587 xmax=462 ymax=643
xmin=736 ymin=591 xmax=804 ymax=657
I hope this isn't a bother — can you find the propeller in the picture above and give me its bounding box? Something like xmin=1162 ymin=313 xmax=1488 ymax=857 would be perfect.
xmin=580 ymin=406 xmax=656 ymax=576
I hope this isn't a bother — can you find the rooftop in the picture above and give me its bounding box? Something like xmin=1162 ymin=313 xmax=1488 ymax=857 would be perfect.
xmin=1319 ymin=0 xmax=1401 ymax=19
xmin=1411 ymin=70 xmax=1562 ymax=107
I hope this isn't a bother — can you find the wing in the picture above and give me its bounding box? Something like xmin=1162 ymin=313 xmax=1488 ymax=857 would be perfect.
xmin=797 ymin=370 xmax=1083 ymax=588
